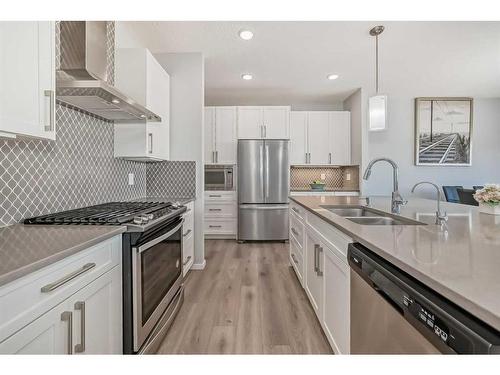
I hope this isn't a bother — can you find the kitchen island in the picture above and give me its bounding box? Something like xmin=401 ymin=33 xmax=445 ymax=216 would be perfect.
xmin=289 ymin=195 xmax=500 ymax=351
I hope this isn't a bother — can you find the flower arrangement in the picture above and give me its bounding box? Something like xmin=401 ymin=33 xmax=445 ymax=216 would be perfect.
xmin=474 ymin=184 xmax=500 ymax=215
xmin=474 ymin=184 xmax=500 ymax=207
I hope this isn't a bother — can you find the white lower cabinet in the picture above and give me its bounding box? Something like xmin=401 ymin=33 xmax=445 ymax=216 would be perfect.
xmin=67 ymin=266 xmax=122 ymax=354
xmin=204 ymin=191 xmax=237 ymax=238
xmin=0 ymin=236 xmax=123 ymax=354
xmin=182 ymin=201 xmax=195 ymax=276
xmin=304 ymin=229 xmax=324 ymax=319
xmin=0 ymin=299 xmax=69 ymax=354
xmin=322 ymin=245 xmax=350 ymax=354
xmin=289 ymin=204 xmax=351 ymax=354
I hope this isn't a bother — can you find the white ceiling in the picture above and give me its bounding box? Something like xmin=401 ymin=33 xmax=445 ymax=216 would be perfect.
xmin=120 ymin=21 xmax=500 ymax=106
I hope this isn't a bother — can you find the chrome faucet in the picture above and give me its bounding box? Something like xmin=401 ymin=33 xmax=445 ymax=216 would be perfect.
xmin=411 ymin=181 xmax=448 ymax=225
xmin=363 ymin=158 xmax=406 ymax=214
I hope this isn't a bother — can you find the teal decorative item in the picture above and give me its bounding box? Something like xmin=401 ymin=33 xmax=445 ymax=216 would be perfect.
xmin=310 ymin=182 xmax=326 ymax=191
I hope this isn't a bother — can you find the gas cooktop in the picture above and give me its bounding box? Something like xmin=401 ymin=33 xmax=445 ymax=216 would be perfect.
xmin=23 ymin=201 xmax=186 ymax=232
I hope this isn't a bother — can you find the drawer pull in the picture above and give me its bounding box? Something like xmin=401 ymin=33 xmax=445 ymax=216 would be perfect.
xmin=41 ymin=263 xmax=96 ymax=293
xmin=291 ymin=253 xmax=299 ymax=264
xmin=183 ymin=229 xmax=192 ymax=237
xmin=61 ymin=311 xmax=73 ymax=355
xmin=291 ymin=228 xmax=299 ymax=236
xmin=291 ymin=207 xmax=301 ymax=214
xmin=209 ymin=225 xmax=222 ymax=228
xmin=183 ymin=256 xmax=192 ymax=266
xmin=209 ymin=195 xmax=222 ymax=198
xmin=209 ymin=208 xmax=222 ymax=211
xmin=74 ymin=301 xmax=86 ymax=353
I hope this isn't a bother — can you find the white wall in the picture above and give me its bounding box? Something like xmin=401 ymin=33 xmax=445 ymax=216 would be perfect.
xmin=155 ymin=52 xmax=206 ymax=268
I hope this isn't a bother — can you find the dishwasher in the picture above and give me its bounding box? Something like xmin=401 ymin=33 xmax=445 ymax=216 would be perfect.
xmin=348 ymin=243 xmax=500 ymax=354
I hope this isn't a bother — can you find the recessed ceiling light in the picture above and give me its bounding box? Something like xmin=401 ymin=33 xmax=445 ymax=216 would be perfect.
xmin=241 ymin=74 xmax=253 ymax=80
xmin=239 ymin=29 xmax=254 ymax=40
xmin=327 ymin=74 xmax=339 ymax=80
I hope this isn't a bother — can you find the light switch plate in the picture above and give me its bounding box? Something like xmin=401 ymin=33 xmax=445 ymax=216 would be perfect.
xmin=320 ymin=173 xmax=326 ymax=180
xmin=346 ymin=173 xmax=351 ymax=181
xmin=128 ymin=173 xmax=135 ymax=186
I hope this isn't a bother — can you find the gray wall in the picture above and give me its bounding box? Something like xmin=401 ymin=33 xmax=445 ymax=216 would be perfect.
xmin=363 ymin=97 xmax=500 ymax=198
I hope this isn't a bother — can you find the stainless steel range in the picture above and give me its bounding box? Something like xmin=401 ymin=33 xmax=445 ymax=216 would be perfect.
xmin=24 ymin=201 xmax=187 ymax=354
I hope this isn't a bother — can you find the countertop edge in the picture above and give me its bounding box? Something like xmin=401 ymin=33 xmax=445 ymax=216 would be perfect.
xmin=289 ymin=196 xmax=500 ymax=332
xmin=0 ymin=226 xmax=126 ymax=288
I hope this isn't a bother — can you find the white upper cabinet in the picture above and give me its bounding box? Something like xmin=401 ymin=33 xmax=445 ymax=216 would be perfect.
xmin=307 ymin=112 xmax=331 ymax=165
xmin=237 ymin=106 xmax=262 ymax=139
xmin=237 ymin=106 xmax=289 ymax=139
xmin=204 ymin=107 xmax=216 ymax=163
xmin=289 ymin=111 xmax=308 ymax=164
xmin=329 ymin=111 xmax=351 ymax=166
xmin=0 ymin=22 xmax=55 ymax=141
xmin=263 ymin=106 xmax=289 ymax=139
xmin=114 ymin=48 xmax=170 ymax=161
xmin=205 ymin=106 xmax=237 ymax=164
xmin=289 ymin=111 xmax=351 ymax=165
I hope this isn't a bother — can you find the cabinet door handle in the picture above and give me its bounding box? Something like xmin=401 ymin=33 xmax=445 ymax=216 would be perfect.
xmin=61 ymin=311 xmax=73 ymax=355
xmin=183 ymin=255 xmax=192 ymax=266
xmin=209 ymin=208 xmax=222 ymax=211
xmin=264 ymin=125 xmax=267 ymax=138
xmin=183 ymin=229 xmax=192 ymax=237
xmin=41 ymin=263 xmax=96 ymax=293
xmin=291 ymin=253 xmax=299 ymax=264
xmin=316 ymin=246 xmax=324 ymax=276
xmin=44 ymin=90 xmax=55 ymax=132
xmin=148 ymin=133 xmax=153 ymax=154
xmin=74 ymin=301 xmax=86 ymax=353
xmin=329 ymin=153 xmax=332 ymax=164
xmin=291 ymin=227 xmax=299 ymax=236
xmin=314 ymin=244 xmax=319 ymax=273
xmin=209 ymin=225 xmax=222 ymax=228
xmin=215 ymin=150 xmax=218 ymax=163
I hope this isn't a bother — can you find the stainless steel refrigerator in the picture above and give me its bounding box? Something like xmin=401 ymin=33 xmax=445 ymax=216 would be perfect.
xmin=238 ymin=139 xmax=290 ymax=241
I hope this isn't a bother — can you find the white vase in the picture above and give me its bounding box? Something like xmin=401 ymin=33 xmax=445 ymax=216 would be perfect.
xmin=479 ymin=203 xmax=500 ymax=215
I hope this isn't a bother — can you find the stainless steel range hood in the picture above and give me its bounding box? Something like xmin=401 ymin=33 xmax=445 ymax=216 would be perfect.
xmin=57 ymin=21 xmax=161 ymax=122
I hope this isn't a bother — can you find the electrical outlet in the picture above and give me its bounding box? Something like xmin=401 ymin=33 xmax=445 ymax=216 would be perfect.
xmin=320 ymin=173 xmax=326 ymax=180
xmin=346 ymin=173 xmax=351 ymax=181
xmin=128 ymin=173 xmax=135 ymax=186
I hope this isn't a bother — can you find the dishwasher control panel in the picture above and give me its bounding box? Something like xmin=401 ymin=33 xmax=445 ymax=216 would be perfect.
xmin=405 ymin=297 xmax=450 ymax=343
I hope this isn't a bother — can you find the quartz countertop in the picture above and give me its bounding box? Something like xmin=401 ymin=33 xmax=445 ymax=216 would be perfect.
xmin=0 ymin=225 xmax=125 ymax=287
xmin=290 ymin=188 xmax=360 ymax=192
xmin=289 ymin=195 xmax=500 ymax=331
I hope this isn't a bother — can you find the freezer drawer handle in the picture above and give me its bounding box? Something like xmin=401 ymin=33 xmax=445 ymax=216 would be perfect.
xmin=41 ymin=263 xmax=96 ymax=293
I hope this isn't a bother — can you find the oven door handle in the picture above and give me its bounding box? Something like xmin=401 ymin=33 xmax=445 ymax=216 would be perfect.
xmin=134 ymin=219 xmax=184 ymax=254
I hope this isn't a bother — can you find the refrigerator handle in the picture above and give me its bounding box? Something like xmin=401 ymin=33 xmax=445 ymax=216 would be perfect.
xmin=265 ymin=145 xmax=270 ymax=198
xmin=260 ymin=144 xmax=265 ymax=200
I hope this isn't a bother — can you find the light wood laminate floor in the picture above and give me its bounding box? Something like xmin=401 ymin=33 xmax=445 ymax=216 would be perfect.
xmin=157 ymin=240 xmax=332 ymax=354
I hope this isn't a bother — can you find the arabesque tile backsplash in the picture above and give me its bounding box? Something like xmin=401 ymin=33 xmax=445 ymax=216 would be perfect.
xmin=0 ymin=21 xmax=195 ymax=226
xmin=290 ymin=166 xmax=359 ymax=190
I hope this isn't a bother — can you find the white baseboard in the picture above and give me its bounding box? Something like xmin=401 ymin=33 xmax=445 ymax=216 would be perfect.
xmin=191 ymin=259 xmax=206 ymax=270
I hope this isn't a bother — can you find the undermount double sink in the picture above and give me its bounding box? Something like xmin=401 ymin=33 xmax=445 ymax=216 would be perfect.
xmin=320 ymin=205 xmax=425 ymax=226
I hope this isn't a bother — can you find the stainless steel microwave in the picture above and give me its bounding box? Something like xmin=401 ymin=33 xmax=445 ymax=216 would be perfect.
xmin=205 ymin=165 xmax=234 ymax=191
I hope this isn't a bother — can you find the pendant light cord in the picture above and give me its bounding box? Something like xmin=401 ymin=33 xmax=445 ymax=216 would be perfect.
xmin=375 ymin=34 xmax=379 ymax=94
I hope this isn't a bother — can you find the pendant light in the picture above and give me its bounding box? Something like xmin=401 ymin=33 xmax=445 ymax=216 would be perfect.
xmin=368 ymin=25 xmax=387 ymax=131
